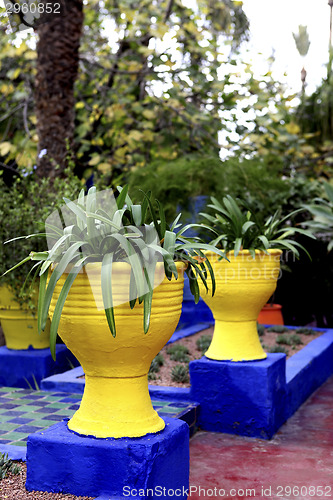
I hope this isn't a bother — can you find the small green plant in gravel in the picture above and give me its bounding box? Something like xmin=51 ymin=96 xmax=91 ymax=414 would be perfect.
xmin=295 ymin=327 xmax=316 ymax=335
xmin=196 ymin=335 xmax=213 ymax=354
xmin=289 ymin=334 xmax=303 ymax=346
xmin=148 ymin=353 xmax=165 ymax=380
xmin=267 ymin=325 xmax=291 ymax=333
xmin=276 ymin=335 xmax=293 ymax=346
xmin=171 ymin=364 xmax=189 ymax=383
xmin=269 ymin=345 xmax=289 ymax=355
xmin=167 ymin=344 xmax=190 ymax=362
xmin=0 ymin=453 xmax=20 ymax=480
xmin=257 ymin=323 xmax=265 ymax=337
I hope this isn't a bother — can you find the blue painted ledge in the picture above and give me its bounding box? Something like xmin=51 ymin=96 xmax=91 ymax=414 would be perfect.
xmin=285 ymin=329 xmax=333 ymax=419
xmin=41 ymin=327 xmax=333 ymax=439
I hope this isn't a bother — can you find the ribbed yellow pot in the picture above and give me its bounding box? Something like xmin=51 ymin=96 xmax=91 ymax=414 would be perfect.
xmin=0 ymin=285 xmax=50 ymax=350
xmin=199 ymin=250 xmax=282 ymax=362
xmin=48 ymin=262 xmax=185 ymax=439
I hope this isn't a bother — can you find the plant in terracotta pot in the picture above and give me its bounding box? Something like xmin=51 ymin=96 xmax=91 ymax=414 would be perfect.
xmin=199 ymin=195 xmax=314 ymax=362
xmin=4 ymin=185 xmax=224 ymax=438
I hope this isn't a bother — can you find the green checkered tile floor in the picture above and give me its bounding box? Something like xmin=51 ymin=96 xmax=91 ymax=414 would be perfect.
xmin=0 ymin=387 xmax=196 ymax=447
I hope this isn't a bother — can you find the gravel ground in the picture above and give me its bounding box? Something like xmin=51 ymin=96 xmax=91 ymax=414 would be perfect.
xmin=0 ymin=463 xmax=95 ymax=500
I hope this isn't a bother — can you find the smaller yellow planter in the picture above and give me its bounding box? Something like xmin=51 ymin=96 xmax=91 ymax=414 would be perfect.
xmin=200 ymin=250 xmax=281 ymax=361
xmin=0 ymin=285 xmax=50 ymax=350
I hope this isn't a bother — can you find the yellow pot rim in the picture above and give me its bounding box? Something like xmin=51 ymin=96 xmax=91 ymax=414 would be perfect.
xmin=205 ymin=248 xmax=282 ymax=260
xmin=52 ymin=260 xmax=187 ymax=276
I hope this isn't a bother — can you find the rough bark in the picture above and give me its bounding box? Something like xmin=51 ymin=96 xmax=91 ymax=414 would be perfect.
xmin=35 ymin=0 xmax=83 ymax=180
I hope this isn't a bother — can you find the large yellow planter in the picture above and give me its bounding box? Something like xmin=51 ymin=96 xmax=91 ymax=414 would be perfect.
xmin=49 ymin=262 xmax=185 ymax=439
xmin=199 ymin=250 xmax=282 ymax=362
xmin=0 ymin=285 xmax=50 ymax=350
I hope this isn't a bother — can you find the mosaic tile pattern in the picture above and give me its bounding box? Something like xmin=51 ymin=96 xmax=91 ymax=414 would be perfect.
xmin=0 ymin=387 xmax=195 ymax=447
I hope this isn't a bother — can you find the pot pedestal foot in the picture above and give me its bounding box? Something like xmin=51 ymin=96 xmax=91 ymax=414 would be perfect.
xmin=69 ymin=374 xmax=165 ymax=438
xmin=26 ymin=417 xmax=190 ymax=499
xmin=205 ymin=319 xmax=267 ymax=361
xmin=189 ymin=354 xmax=287 ymax=439
xmin=0 ymin=345 xmax=78 ymax=388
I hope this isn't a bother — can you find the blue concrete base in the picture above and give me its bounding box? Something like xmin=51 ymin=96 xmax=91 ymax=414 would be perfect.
xmin=190 ymin=354 xmax=287 ymax=439
xmin=0 ymin=345 xmax=78 ymax=389
xmin=26 ymin=417 xmax=189 ymax=499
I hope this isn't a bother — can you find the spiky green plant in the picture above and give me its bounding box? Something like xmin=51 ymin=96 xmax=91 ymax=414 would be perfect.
xmin=289 ymin=334 xmax=303 ymax=346
xmin=266 ymin=325 xmax=290 ymax=333
xmin=166 ymin=344 xmax=190 ymax=362
xmin=171 ymin=364 xmax=189 ymax=383
xmin=200 ymin=194 xmax=314 ymax=257
xmin=149 ymin=353 xmax=164 ymax=374
xmin=3 ymin=186 xmax=225 ymax=359
xmin=276 ymin=335 xmax=293 ymax=346
xmin=0 ymin=453 xmax=20 ymax=480
xmin=257 ymin=323 xmax=265 ymax=337
xmin=196 ymin=334 xmax=212 ymax=353
xmin=295 ymin=327 xmax=316 ymax=335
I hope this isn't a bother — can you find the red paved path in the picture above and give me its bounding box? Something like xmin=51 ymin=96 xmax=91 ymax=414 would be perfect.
xmin=189 ymin=376 xmax=333 ymax=500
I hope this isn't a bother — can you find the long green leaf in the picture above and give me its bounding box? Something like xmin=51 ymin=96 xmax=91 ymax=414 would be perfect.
xmin=101 ymin=253 xmax=116 ymax=337
xmin=38 ymin=270 xmax=48 ymax=334
xmin=49 ymin=265 xmax=83 ymax=360
xmin=40 ymin=242 xmax=84 ymax=331
xmin=2 ymin=255 xmax=31 ymax=276
xmin=116 ymin=185 xmax=129 ymax=209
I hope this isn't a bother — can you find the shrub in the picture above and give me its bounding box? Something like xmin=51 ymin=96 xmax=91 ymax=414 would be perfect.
xmin=276 ymin=335 xmax=292 ymax=346
xmin=295 ymin=327 xmax=316 ymax=335
xmin=0 ymin=172 xmax=82 ymax=310
xmin=171 ymin=364 xmax=189 ymax=383
xmin=167 ymin=345 xmax=190 ymax=362
xmin=289 ymin=334 xmax=303 ymax=346
xmin=257 ymin=323 xmax=265 ymax=337
xmin=149 ymin=353 xmax=165 ymax=374
xmin=266 ymin=325 xmax=290 ymax=333
xmin=196 ymin=335 xmax=213 ymax=354
xmin=0 ymin=453 xmax=20 ymax=480
xmin=269 ymin=346 xmax=289 ymax=355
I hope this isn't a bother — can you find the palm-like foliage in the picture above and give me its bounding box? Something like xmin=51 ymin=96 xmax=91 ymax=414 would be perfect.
xmin=305 ymin=182 xmax=333 ymax=251
xmin=4 ymin=186 xmax=224 ymax=359
xmin=200 ymin=195 xmax=314 ymax=258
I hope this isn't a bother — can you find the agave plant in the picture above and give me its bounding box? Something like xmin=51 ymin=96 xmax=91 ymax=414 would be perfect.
xmin=3 ymin=186 xmax=224 ymax=358
xmin=304 ymin=181 xmax=333 ymax=251
xmin=200 ymin=194 xmax=314 ymax=258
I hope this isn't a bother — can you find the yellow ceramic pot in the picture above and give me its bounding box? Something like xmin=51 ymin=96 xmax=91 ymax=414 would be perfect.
xmin=48 ymin=261 xmax=185 ymax=439
xmin=0 ymin=285 xmax=50 ymax=350
xmin=199 ymin=250 xmax=282 ymax=362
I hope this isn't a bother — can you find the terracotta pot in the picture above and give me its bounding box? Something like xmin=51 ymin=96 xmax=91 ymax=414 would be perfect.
xmin=199 ymin=250 xmax=281 ymax=361
xmin=0 ymin=285 xmax=50 ymax=350
xmin=257 ymin=304 xmax=284 ymax=325
xmin=49 ymin=262 xmax=185 ymax=438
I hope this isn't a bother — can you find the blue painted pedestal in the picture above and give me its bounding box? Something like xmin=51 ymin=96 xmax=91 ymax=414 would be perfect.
xmin=26 ymin=417 xmax=190 ymax=499
xmin=0 ymin=345 xmax=78 ymax=388
xmin=190 ymin=354 xmax=287 ymax=439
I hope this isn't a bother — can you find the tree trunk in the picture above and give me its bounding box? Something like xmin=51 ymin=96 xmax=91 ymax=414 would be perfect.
xmin=35 ymin=0 xmax=83 ymax=179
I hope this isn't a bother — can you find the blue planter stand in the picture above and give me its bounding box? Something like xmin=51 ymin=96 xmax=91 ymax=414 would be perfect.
xmin=0 ymin=345 xmax=78 ymax=388
xmin=26 ymin=417 xmax=190 ymax=499
xmin=190 ymin=354 xmax=287 ymax=439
